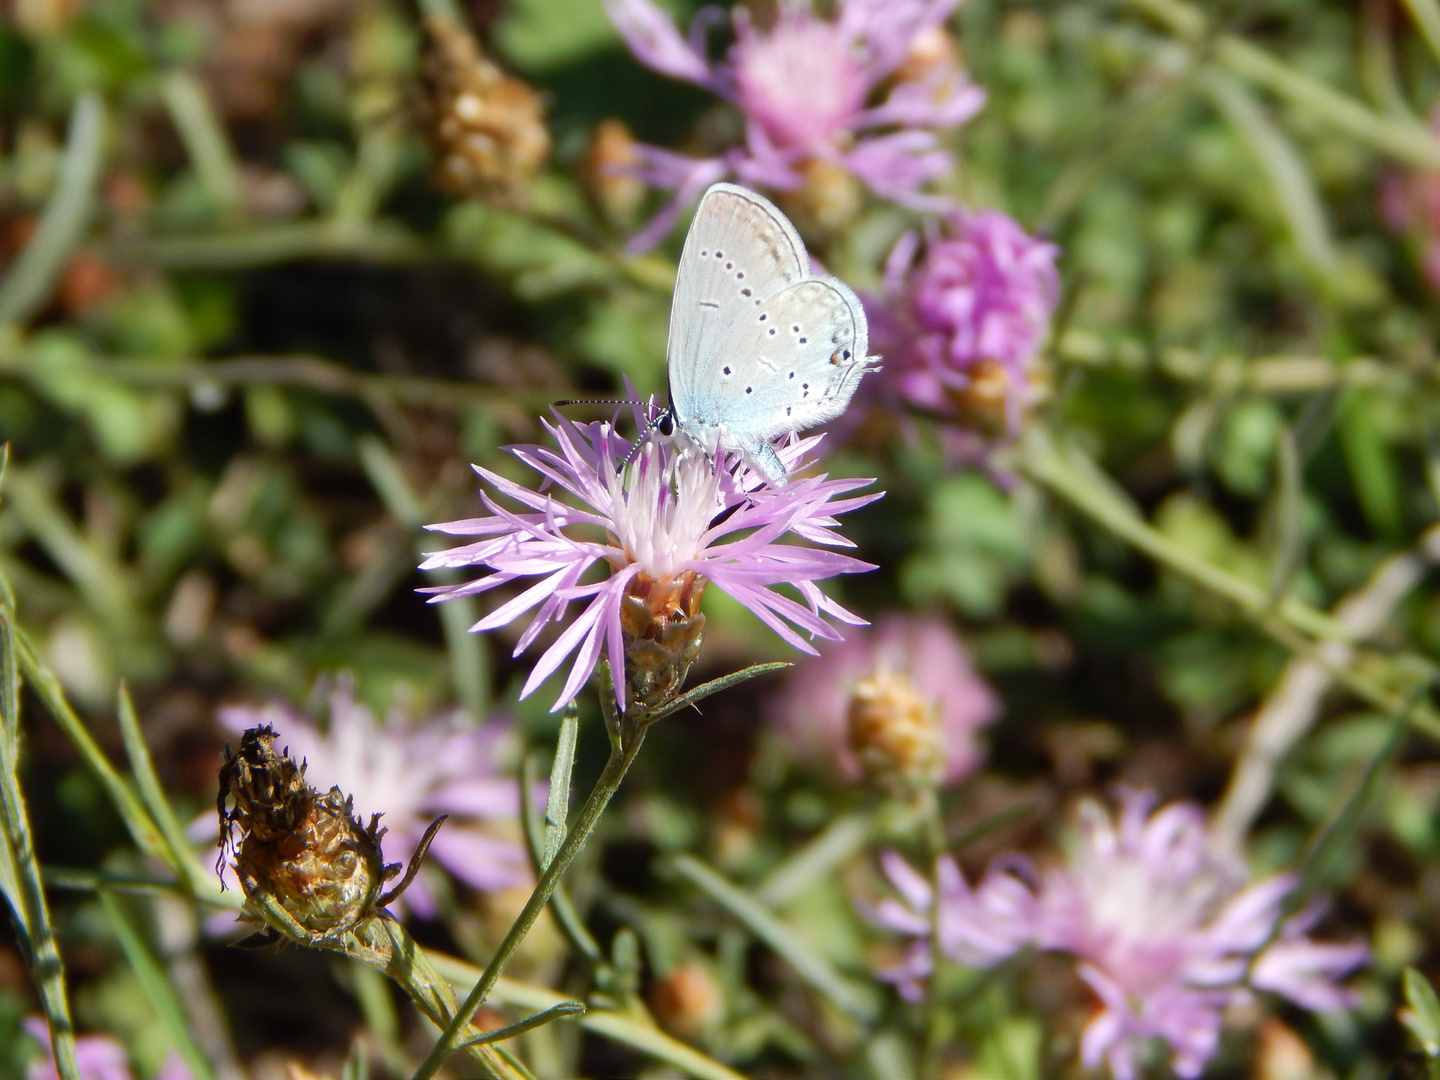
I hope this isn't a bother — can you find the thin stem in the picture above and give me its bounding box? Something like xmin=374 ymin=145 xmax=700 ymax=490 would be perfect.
xmin=411 ymin=712 xmax=649 ymax=1080
xmin=917 ymin=790 xmax=948 ymax=1080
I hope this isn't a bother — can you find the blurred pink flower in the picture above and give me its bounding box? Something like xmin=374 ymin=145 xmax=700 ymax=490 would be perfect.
xmin=22 ymin=1019 xmax=193 ymax=1080
xmin=768 ymin=611 xmax=997 ymax=785
xmin=421 ymin=413 xmax=880 ymax=713
xmin=866 ymin=790 xmax=1368 ymax=1080
xmin=604 ymin=0 xmax=985 ymax=249
xmin=1380 ymin=104 xmax=1440 ymax=292
xmin=871 ymin=207 xmax=1059 ymax=442
xmin=217 ymin=680 xmax=534 ymax=919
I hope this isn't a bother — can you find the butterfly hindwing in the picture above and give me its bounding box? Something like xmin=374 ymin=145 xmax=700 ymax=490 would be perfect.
xmin=688 ymin=275 xmax=871 ymax=441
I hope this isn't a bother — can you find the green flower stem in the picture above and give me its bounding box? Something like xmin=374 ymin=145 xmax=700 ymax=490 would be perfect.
xmin=1126 ymin=0 xmax=1440 ymax=169
xmin=1016 ymin=429 xmax=1440 ymax=740
xmin=411 ymin=707 xmax=651 ymax=1080
xmin=917 ymin=790 xmax=948 ymax=1080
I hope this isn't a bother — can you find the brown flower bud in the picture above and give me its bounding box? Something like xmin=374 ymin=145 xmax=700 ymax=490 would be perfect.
xmin=421 ymin=16 xmax=549 ymax=201
xmin=617 ymin=569 xmax=708 ymax=712
xmin=649 ymin=961 xmax=724 ymax=1041
xmin=847 ymin=668 xmax=945 ymax=794
xmin=218 ymin=725 xmax=389 ymax=940
xmin=945 ymin=356 xmax=1050 ymax=437
xmin=581 ymin=119 xmax=646 ymax=224
xmin=777 ymin=158 xmax=862 ymax=239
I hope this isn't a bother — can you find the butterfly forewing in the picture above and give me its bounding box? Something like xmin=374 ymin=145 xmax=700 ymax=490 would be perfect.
xmin=694 ymin=275 xmax=871 ymax=440
xmin=667 ymin=184 xmax=808 ymax=415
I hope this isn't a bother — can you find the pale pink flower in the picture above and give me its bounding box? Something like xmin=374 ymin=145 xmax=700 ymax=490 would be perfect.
xmin=605 ymin=0 xmax=985 ymax=249
xmin=866 ymin=790 xmax=1368 ymax=1080
xmin=421 ymin=412 xmax=880 ymax=712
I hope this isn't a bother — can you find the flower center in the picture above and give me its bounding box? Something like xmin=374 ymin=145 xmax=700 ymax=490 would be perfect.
xmin=732 ymin=14 xmax=868 ymax=151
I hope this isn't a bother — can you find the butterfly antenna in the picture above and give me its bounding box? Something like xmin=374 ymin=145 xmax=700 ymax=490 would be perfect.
xmin=552 ymin=397 xmax=649 ymax=408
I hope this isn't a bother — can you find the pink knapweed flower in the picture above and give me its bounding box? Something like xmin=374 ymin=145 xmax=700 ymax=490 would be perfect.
xmin=23 ymin=1019 xmax=192 ymax=1080
xmin=1380 ymin=104 xmax=1440 ymax=292
xmin=217 ymin=680 xmax=534 ymax=918
xmin=866 ymin=790 xmax=1368 ymax=1080
xmin=872 ymin=207 xmax=1059 ymax=442
xmin=604 ymin=0 xmax=985 ymax=249
xmin=768 ymin=611 xmax=998 ymax=788
xmin=420 ymin=412 xmax=880 ymax=713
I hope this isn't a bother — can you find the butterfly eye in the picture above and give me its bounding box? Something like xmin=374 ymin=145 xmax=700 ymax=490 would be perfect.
xmin=656 ymin=412 xmax=675 ymax=436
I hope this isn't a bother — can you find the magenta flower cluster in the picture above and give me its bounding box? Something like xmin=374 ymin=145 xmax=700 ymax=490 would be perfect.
xmin=218 ymin=681 xmax=535 ymax=918
xmin=768 ymin=611 xmax=998 ymax=784
xmin=872 ymin=207 xmax=1060 ymax=435
xmin=604 ymin=0 xmax=984 ymax=249
xmin=866 ymin=789 xmax=1367 ymax=1080
xmin=421 ymin=412 xmax=880 ymax=712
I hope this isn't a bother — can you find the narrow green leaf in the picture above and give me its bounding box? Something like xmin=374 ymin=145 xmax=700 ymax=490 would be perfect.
xmin=755 ymin=810 xmax=874 ymax=908
xmin=115 ymin=684 xmax=206 ymax=893
xmin=645 ymin=662 xmax=792 ymax=723
xmin=1204 ymin=71 xmax=1339 ymax=279
xmin=0 ymin=94 xmax=106 ymax=327
xmin=458 ymin=1002 xmax=586 ymax=1048
xmin=668 ymin=853 xmax=878 ymax=1024
xmin=97 ymin=893 xmax=216 ymax=1080
xmin=13 ymin=630 xmax=168 ymax=860
xmin=1265 ymin=426 xmax=1304 ymax=607
xmin=1404 ymin=966 xmax=1440 ymax=1053
xmin=543 ymin=706 xmax=580 ymax=870
xmin=1400 ymin=0 xmax=1440 ymax=69
xmin=429 ymin=953 xmax=748 ymax=1080
xmin=1294 ymin=683 xmax=1427 ymax=908
xmin=0 ymin=605 xmax=79 ymax=1080
xmin=159 ymin=72 xmax=244 ymax=220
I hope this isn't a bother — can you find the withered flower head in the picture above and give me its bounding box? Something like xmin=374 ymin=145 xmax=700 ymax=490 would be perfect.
xmin=421 ymin=16 xmax=550 ymax=201
xmin=847 ymin=667 xmax=945 ymax=794
xmin=218 ymin=725 xmax=428 ymax=942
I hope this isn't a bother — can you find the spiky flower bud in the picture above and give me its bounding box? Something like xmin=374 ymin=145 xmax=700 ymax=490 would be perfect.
xmin=218 ymin=725 xmax=389 ymax=941
xmin=421 ymin=16 xmax=549 ymax=201
xmin=618 ymin=568 xmax=707 ymax=713
xmin=847 ymin=668 xmax=945 ymax=795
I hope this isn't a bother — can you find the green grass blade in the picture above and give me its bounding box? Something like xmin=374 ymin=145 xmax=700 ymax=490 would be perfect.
xmin=96 ymin=892 xmax=217 ymax=1080
xmin=668 ymin=853 xmax=879 ymax=1024
xmin=0 ymin=93 xmax=106 ymax=327
xmin=0 ymin=605 xmax=79 ymax=1080
xmin=13 ymin=629 xmax=168 ymax=860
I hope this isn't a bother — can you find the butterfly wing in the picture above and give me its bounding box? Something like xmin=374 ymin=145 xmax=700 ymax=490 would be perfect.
xmin=690 ymin=274 xmax=874 ymax=442
xmin=667 ymin=183 xmax=809 ymax=420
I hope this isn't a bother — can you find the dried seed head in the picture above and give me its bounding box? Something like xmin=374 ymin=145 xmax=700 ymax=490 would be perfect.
xmin=218 ymin=725 xmax=390 ymax=940
xmin=847 ymin=668 xmax=945 ymax=794
xmin=581 ymin=118 xmax=646 ymax=224
xmin=617 ymin=569 xmax=708 ymax=713
xmin=421 ymin=16 xmax=549 ymax=201
xmin=777 ymin=157 xmax=863 ymax=238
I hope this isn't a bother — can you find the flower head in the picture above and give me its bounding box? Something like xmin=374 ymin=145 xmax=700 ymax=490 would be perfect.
xmin=421 ymin=412 xmax=880 ymax=713
xmin=23 ymin=1019 xmax=192 ymax=1080
xmin=873 ymin=207 xmax=1059 ymax=442
xmin=604 ymin=0 xmax=985 ymax=249
xmin=769 ymin=612 xmax=997 ymax=789
xmin=218 ymin=681 xmax=533 ymax=919
xmin=866 ymin=789 xmax=1368 ymax=1080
